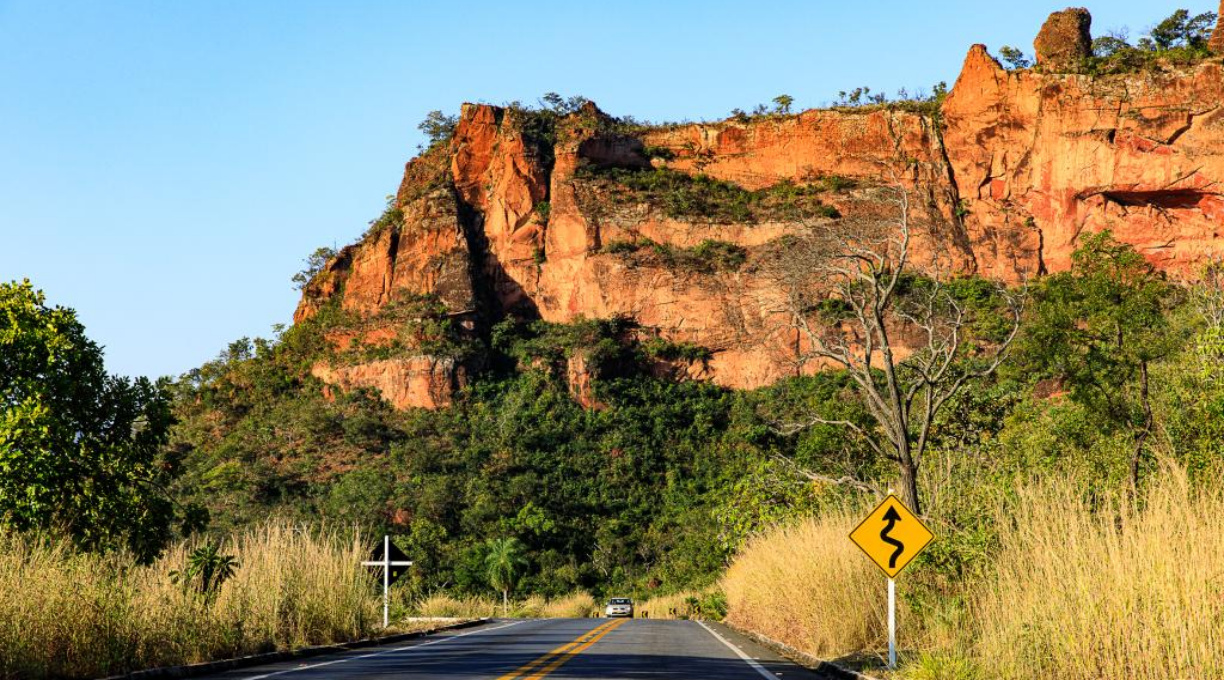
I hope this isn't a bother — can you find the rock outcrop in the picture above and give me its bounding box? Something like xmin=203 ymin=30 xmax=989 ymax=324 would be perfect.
xmin=1034 ymin=8 xmax=1093 ymax=70
xmin=942 ymin=42 xmax=1224 ymax=278
xmin=311 ymin=357 xmax=465 ymax=410
xmin=296 ymin=6 xmax=1224 ymax=410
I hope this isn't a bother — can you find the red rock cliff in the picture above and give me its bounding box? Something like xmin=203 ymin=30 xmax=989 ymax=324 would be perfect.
xmin=295 ymin=8 xmax=1224 ymax=409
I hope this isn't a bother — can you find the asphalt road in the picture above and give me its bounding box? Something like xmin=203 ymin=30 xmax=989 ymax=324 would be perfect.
xmin=198 ymin=618 xmax=831 ymax=680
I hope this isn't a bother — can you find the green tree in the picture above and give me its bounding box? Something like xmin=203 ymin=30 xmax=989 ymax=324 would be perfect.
xmin=1149 ymin=9 xmax=1217 ymax=50
xmin=998 ymin=46 xmax=1032 ymax=69
xmin=1016 ymin=231 xmax=1180 ymax=491
xmin=484 ymin=537 xmax=529 ymax=615
xmin=0 ymin=280 xmax=181 ymax=560
xmin=1092 ymin=29 xmax=1133 ymax=58
xmin=418 ymin=110 xmax=458 ymax=149
xmin=291 ymin=246 xmax=336 ymax=290
xmin=771 ymin=94 xmax=794 ymax=114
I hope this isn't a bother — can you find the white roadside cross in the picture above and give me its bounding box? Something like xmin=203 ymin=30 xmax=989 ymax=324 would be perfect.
xmin=361 ymin=535 xmax=413 ymax=628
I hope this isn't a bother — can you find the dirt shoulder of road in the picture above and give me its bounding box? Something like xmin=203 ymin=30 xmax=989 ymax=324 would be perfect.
xmin=714 ymin=620 xmax=885 ymax=680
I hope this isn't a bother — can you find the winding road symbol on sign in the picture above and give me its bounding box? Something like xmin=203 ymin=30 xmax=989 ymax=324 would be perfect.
xmin=849 ymin=495 xmax=934 ymax=578
xmin=880 ymin=506 xmax=905 ymax=569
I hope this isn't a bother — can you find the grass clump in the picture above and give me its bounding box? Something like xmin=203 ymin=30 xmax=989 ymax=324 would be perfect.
xmin=539 ymin=591 xmax=599 ymax=618
xmin=973 ymin=465 xmax=1224 ymax=680
xmin=412 ymin=593 xmax=499 ymax=619
xmin=577 ymin=165 xmax=839 ymax=223
xmin=638 ymin=589 xmax=726 ymax=620
xmin=517 ymin=592 xmax=599 ymax=619
xmin=0 ymin=523 xmax=381 ymax=680
xmin=599 ymin=238 xmax=749 ymax=274
xmin=412 ymin=591 xmax=596 ymax=619
xmin=721 ymin=504 xmax=884 ymax=658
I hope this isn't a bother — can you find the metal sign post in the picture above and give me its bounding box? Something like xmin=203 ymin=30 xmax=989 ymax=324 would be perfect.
xmin=361 ymin=535 xmax=413 ymax=628
xmin=849 ymin=494 xmax=934 ymax=671
xmin=887 ymin=578 xmax=897 ymax=669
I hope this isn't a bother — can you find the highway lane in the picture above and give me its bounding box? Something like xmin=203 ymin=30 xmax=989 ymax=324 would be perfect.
xmin=198 ymin=617 xmax=830 ymax=679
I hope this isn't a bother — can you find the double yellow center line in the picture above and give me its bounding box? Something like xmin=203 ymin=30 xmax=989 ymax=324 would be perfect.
xmin=496 ymin=618 xmax=629 ymax=680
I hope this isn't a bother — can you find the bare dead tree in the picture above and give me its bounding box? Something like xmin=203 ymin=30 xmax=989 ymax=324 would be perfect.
xmin=760 ymin=183 xmax=1024 ymax=514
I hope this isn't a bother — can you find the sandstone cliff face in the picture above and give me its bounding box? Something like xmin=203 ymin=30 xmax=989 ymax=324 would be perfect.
xmin=944 ymin=45 xmax=1224 ymax=278
xmin=311 ymin=357 xmax=464 ymax=410
xmin=1212 ymin=1 xmax=1224 ymax=54
xmin=295 ymin=10 xmax=1224 ymax=410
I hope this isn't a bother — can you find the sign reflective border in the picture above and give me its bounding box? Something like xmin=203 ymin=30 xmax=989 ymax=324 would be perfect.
xmin=849 ymin=494 xmax=934 ymax=578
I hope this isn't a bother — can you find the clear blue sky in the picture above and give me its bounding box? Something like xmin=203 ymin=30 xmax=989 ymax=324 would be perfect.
xmin=0 ymin=0 xmax=1196 ymax=379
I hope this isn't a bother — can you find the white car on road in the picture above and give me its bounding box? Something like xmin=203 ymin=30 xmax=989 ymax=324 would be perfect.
xmin=605 ymin=597 xmax=634 ymax=618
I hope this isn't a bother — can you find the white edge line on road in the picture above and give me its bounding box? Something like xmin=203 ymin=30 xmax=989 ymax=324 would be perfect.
xmin=696 ymin=620 xmax=778 ymax=680
xmin=242 ymin=620 xmax=526 ymax=680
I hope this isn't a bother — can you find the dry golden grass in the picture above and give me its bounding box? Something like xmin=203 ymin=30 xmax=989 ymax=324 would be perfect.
xmin=412 ymin=593 xmax=500 ymax=619
xmin=973 ymin=464 xmax=1224 ymax=680
xmin=415 ymin=591 xmax=596 ymax=619
xmin=0 ymin=522 xmax=381 ymax=680
xmin=536 ymin=591 xmax=598 ymax=618
xmin=724 ymin=464 xmax=1224 ymax=679
xmin=512 ymin=594 xmax=550 ymax=618
xmin=637 ymin=590 xmax=701 ymax=619
xmin=637 ymin=589 xmax=729 ymax=620
xmin=721 ymin=503 xmax=888 ymax=658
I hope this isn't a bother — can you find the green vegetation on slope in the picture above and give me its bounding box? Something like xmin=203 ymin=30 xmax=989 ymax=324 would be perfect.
xmin=164 ymin=225 xmax=1224 ymax=617
xmin=166 ymin=308 xmax=871 ymax=600
xmin=597 ymin=238 xmax=750 ymax=274
xmin=576 ymin=166 xmax=841 ymax=223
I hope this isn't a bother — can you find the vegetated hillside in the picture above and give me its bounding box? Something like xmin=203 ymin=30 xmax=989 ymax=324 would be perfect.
xmin=169 ymin=5 xmax=1224 ymax=603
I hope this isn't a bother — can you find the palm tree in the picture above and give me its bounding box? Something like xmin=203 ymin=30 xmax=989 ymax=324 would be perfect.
xmin=485 ymin=537 xmax=528 ymax=616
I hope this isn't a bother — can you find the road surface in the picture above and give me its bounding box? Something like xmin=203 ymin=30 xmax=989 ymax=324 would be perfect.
xmin=198 ymin=618 xmax=832 ymax=680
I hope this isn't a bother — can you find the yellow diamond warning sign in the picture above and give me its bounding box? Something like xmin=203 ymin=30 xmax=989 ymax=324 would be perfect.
xmin=849 ymin=495 xmax=934 ymax=578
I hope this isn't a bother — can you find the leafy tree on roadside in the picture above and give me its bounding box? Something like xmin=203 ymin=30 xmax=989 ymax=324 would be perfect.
xmin=1014 ymin=231 xmax=1182 ymax=492
xmin=485 ymin=537 xmax=529 ymax=615
xmin=0 ymin=280 xmax=185 ymax=561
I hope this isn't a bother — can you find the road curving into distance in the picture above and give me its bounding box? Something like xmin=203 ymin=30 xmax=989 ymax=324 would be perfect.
xmin=197 ymin=617 xmax=832 ymax=680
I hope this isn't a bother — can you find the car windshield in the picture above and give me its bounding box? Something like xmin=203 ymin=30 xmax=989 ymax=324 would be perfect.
xmin=609 ymin=598 xmax=632 ymax=605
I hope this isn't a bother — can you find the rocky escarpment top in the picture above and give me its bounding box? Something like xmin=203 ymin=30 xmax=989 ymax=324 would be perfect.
xmin=1034 ymin=7 xmax=1093 ymax=70
xmin=292 ymin=5 xmax=1224 ymax=411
